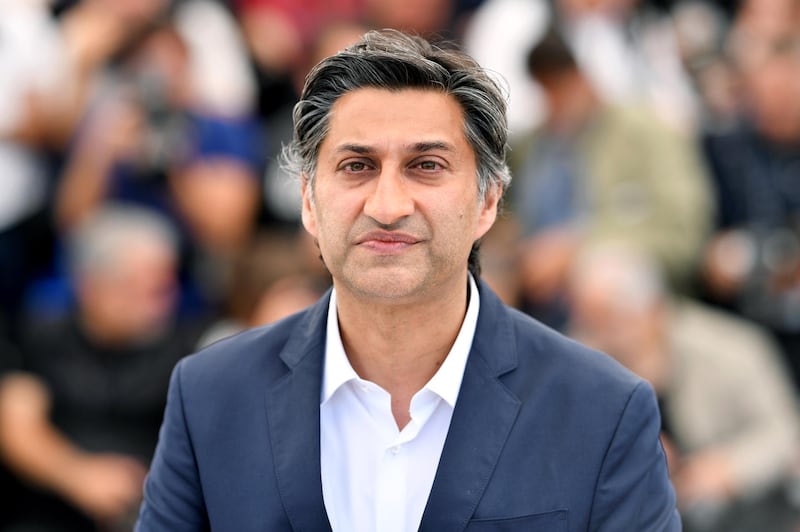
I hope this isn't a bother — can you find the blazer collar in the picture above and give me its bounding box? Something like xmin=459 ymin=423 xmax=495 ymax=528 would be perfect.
xmin=419 ymin=279 xmax=522 ymax=532
xmin=469 ymin=279 xmax=519 ymax=376
xmin=265 ymin=292 xmax=332 ymax=532
xmin=265 ymin=281 xmax=521 ymax=532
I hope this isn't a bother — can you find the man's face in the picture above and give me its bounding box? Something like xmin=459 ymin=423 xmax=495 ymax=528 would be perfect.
xmin=301 ymin=88 xmax=499 ymax=303
xmin=79 ymin=239 xmax=178 ymax=342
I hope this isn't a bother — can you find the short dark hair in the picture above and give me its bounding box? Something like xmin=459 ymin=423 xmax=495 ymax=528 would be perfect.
xmin=282 ymin=29 xmax=511 ymax=277
xmin=526 ymin=28 xmax=578 ymax=81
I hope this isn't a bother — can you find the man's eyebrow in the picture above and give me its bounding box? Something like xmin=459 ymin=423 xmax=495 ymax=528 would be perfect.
xmin=335 ymin=143 xmax=373 ymax=155
xmin=409 ymin=141 xmax=455 ymax=153
xmin=333 ymin=141 xmax=455 ymax=154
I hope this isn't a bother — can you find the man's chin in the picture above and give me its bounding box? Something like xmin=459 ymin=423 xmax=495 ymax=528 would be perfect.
xmin=339 ymin=268 xmax=430 ymax=302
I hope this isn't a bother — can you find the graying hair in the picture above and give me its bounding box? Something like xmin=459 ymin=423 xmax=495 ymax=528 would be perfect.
xmin=67 ymin=203 xmax=179 ymax=278
xmin=282 ymin=29 xmax=512 ymax=276
xmin=572 ymin=244 xmax=666 ymax=314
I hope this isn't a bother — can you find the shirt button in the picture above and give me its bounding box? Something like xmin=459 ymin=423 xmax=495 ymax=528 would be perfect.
xmin=359 ymin=384 xmax=369 ymax=392
xmin=391 ymin=446 xmax=401 ymax=455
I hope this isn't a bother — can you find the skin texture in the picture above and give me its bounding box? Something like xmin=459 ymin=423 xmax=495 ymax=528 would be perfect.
xmin=301 ymin=88 xmax=499 ymax=304
xmin=300 ymin=87 xmax=500 ymax=427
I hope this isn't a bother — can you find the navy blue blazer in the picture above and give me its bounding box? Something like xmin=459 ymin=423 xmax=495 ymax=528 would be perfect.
xmin=137 ymin=280 xmax=680 ymax=531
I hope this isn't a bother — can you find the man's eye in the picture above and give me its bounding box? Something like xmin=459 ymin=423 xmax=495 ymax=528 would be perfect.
xmin=417 ymin=161 xmax=440 ymax=171
xmin=345 ymin=162 xmax=368 ymax=172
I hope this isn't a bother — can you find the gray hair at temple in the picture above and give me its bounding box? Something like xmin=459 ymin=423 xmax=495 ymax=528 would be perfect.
xmin=282 ymin=29 xmax=512 ymax=276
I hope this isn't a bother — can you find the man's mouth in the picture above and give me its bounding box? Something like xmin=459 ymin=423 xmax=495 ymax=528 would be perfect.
xmin=355 ymin=230 xmax=421 ymax=252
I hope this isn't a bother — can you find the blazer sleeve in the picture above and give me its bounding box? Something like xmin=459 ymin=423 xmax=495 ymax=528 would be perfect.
xmin=136 ymin=360 xmax=210 ymax=532
xmin=588 ymin=381 xmax=681 ymax=531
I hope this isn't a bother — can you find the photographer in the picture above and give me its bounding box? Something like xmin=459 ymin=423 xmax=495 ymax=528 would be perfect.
xmin=701 ymin=29 xmax=800 ymax=385
xmin=55 ymin=20 xmax=263 ymax=317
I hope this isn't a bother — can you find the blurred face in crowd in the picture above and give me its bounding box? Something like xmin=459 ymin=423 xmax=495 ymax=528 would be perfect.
xmin=301 ymin=88 xmax=500 ymax=303
xmin=171 ymin=163 xmax=261 ymax=254
xmin=568 ymin=265 xmax=664 ymax=371
xmin=737 ymin=0 xmax=800 ymax=41
xmin=250 ymin=276 xmax=324 ymax=327
xmin=537 ymin=69 xmax=598 ymax=134
xmin=742 ymin=40 xmax=800 ymax=143
xmin=78 ymin=238 xmax=178 ymax=344
xmin=130 ymin=26 xmax=192 ymax=109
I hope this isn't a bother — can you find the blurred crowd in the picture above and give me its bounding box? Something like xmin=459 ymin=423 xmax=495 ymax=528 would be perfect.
xmin=0 ymin=0 xmax=799 ymax=530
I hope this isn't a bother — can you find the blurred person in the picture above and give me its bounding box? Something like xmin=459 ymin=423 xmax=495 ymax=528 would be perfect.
xmin=233 ymin=0 xmax=365 ymax=123
xmin=728 ymin=0 xmax=800 ymax=52
xmin=463 ymin=0 xmax=551 ymax=139
xmin=569 ymin=246 xmax=800 ymax=532
xmin=55 ymin=20 xmax=263 ymax=313
xmin=0 ymin=0 xmax=65 ymax=498
xmin=249 ymin=273 xmax=328 ymax=327
xmin=136 ymin=29 xmax=679 ymax=531
xmin=1 ymin=0 xmax=171 ymax=151
xmin=0 ymin=326 xmax=22 ymax=529
xmin=0 ymin=0 xmax=83 ymax=336
xmin=173 ymin=0 xmax=258 ymax=120
xmin=235 ymin=0 xmax=363 ymax=77
xmin=0 ymin=0 xmax=177 ymax=336
xmin=235 ymin=0 xmax=466 ymax=92
xmin=0 ymin=204 xmax=204 ymax=532
xmin=26 ymin=0 xmax=175 ymax=144
xmin=671 ymin=1 xmax=740 ymax=132
xmin=555 ymin=0 xmax=699 ymax=132
xmin=197 ymin=228 xmax=331 ymax=347
xmin=511 ymin=28 xmax=712 ymax=327
xmin=55 ymin=18 xmax=196 ymax=228
xmin=463 ymin=0 xmax=698 ymax=141
xmin=700 ymin=29 xmax=800 ymax=383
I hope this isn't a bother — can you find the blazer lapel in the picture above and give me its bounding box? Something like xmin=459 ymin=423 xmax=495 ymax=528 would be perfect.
xmin=264 ymin=293 xmax=332 ymax=532
xmin=419 ymin=281 xmax=521 ymax=532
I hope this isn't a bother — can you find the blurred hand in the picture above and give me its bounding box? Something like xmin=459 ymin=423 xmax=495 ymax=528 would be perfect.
xmin=64 ymin=453 xmax=148 ymax=523
xmin=62 ymin=0 xmax=169 ymax=72
xmin=672 ymin=449 xmax=735 ymax=508
xmin=88 ymin=96 xmax=147 ymax=161
xmin=702 ymin=230 xmax=756 ymax=300
xmin=62 ymin=3 xmax=130 ymax=72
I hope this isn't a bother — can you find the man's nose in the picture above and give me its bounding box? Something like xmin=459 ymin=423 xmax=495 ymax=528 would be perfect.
xmin=363 ymin=168 xmax=415 ymax=225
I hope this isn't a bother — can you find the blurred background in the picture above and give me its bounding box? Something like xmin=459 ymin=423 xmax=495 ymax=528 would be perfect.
xmin=0 ymin=0 xmax=799 ymax=530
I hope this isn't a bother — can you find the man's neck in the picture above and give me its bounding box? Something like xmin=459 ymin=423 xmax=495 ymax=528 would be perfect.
xmin=334 ymin=275 xmax=470 ymax=428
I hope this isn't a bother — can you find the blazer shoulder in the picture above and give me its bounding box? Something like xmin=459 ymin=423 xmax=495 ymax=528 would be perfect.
xmin=176 ymin=305 xmax=324 ymax=395
xmin=503 ymin=304 xmax=645 ymax=402
xmin=475 ymin=281 xmax=642 ymax=401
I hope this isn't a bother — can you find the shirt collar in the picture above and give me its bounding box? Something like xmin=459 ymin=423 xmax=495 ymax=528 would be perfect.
xmin=320 ymin=287 xmax=358 ymax=405
xmin=321 ymin=274 xmax=481 ymax=407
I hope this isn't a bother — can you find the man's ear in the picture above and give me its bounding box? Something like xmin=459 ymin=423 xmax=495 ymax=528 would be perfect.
xmin=300 ymin=177 xmax=318 ymax=238
xmin=475 ymin=184 xmax=502 ymax=241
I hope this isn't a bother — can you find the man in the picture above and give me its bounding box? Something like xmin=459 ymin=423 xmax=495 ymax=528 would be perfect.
xmin=568 ymin=245 xmax=800 ymax=532
xmin=0 ymin=204 xmax=202 ymax=531
xmin=136 ymin=29 xmax=679 ymax=531
xmin=701 ymin=29 xmax=800 ymax=386
xmin=510 ymin=29 xmax=711 ymax=326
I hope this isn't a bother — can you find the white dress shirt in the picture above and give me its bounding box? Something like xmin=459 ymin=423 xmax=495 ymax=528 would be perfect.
xmin=320 ymin=275 xmax=480 ymax=532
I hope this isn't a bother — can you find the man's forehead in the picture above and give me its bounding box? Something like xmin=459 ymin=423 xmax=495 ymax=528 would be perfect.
xmin=331 ymin=140 xmax=457 ymax=155
xmin=320 ymin=87 xmax=469 ymax=151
